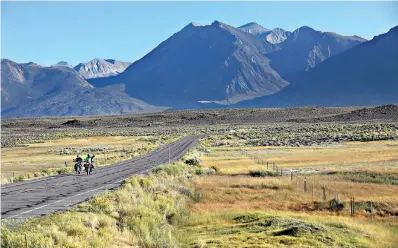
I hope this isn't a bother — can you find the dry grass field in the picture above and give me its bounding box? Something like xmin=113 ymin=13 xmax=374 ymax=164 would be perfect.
xmin=177 ymin=140 xmax=398 ymax=247
xmin=202 ymin=140 xmax=398 ymax=174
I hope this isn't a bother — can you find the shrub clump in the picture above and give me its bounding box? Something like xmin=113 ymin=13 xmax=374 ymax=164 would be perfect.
xmin=329 ymin=199 xmax=346 ymax=211
xmin=249 ymin=170 xmax=278 ymax=177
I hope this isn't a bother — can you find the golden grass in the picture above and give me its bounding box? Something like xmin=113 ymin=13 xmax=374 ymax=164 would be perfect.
xmin=1 ymin=136 xmax=154 ymax=181
xmin=179 ymin=140 xmax=398 ymax=247
xmin=189 ymin=175 xmax=398 ymax=217
xmin=2 ymin=161 xmax=196 ymax=248
xmin=176 ymin=210 xmax=398 ymax=248
xmin=204 ymin=140 xmax=398 ymax=174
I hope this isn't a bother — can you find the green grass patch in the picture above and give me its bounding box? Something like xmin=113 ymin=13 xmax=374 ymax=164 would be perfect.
xmin=177 ymin=212 xmax=378 ymax=248
xmin=325 ymin=171 xmax=398 ymax=185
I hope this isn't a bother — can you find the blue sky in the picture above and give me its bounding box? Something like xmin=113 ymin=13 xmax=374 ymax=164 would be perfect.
xmin=2 ymin=1 xmax=397 ymax=66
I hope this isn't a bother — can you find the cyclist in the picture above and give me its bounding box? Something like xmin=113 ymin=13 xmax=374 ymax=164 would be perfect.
xmin=73 ymin=155 xmax=83 ymax=174
xmin=84 ymin=154 xmax=92 ymax=175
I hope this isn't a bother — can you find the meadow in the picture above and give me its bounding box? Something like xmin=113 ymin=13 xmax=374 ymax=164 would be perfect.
xmin=176 ymin=140 xmax=398 ymax=247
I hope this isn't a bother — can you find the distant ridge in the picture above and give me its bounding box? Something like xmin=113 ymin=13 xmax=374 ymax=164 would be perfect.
xmin=74 ymin=59 xmax=131 ymax=79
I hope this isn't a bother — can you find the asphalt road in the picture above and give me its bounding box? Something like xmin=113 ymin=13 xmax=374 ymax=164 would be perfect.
xmin=1 ymin=135 xmax=201 ymax=220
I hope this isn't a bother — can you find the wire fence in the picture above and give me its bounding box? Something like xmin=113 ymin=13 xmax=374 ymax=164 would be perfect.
xmin=239 ymin=148 xmax=380 ymax=222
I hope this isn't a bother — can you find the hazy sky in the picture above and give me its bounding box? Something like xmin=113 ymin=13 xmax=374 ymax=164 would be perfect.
xmin=2 ymin=1 xmax=397 ymax=66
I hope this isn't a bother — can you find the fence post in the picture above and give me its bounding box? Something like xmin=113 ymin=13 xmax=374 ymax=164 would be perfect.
xmin=353 ymin=197 xmax=355 ymax=216
xmin=304 ymin=177 xmax=307 ymax=192
xmin=290 ymin=171 xmax=293 ymax=181
xmin=280 ymin=168 xmax=283 ymax=176
xmin=312 ymin=184 xmax=314 ymax=201
xmin=370 ymin=202 xmax=374 ymax=223
xmin=25 ymin=233 xmax=28 ymax=248
xmin=322 ymin=186 xmax=326 ymax=201
xmin=350 ymin=197 xmax=352 ymax=216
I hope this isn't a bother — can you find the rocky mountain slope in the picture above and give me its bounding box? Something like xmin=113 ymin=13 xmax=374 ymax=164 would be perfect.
xmin=74 ymin=59 xmax=131 ymax=79
xmin=268 ymin=26 xmax=367 ymax=76
xmin=2 ymin=84 xmax=167 ymax=118
xmin=1 ymin=59 xmax=93 ymax=110
xmin=1 ymin=59 xmax=165 ymax=118
xmin=265 ymin=28 xmax=292 ymax=44
xmin=90 ymin=21 xmax=288 ymax=108
xmin=239 ymin=23 xmax=292 ymax=45
xmin=236 ymin=26 xmax=398 ymax=107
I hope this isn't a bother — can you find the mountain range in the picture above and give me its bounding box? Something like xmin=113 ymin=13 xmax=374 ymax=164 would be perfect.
xmin=89 ymin=21 xmax=287 ymax=107
xmin=2 ymin=21 xmax=397 ymax=118
xmin=236 ymin=25 xmax=398 ymax=108
xmin=52 ymin=59 xmax=131 ymax=79
xmin=1 ymin=59 xmax=165 ymax=118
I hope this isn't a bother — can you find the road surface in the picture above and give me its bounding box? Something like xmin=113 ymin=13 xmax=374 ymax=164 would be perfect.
xmin=1 ymin=135 xmax=200 ymax=220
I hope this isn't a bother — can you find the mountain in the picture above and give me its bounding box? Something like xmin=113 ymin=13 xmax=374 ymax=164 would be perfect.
xmin=265 ymin=28 xmax=292 ymax=44
xmin=238 ymin=22 xmax=270 ymax=35
xmin=53 ymin=61 xmax=73 ymax=68
xmin=90 ymin=21 xmax=287 ymax=108
xmin=1 ymin=59 xmax=92 ymax=110
xmin=2 ymin=84 xmax=167 ymax=118
xmin=1 ymin=59 xmax=166 ymax=118
xmin=268 ymin=26 xmax=367 ymax=76
xmin=74 ymin=59 xmax=132 ymax=79
xmin=239 ymin=23 xmax=291 ymax=44
xmin=236 ymin=26 xmax=398 ymax=108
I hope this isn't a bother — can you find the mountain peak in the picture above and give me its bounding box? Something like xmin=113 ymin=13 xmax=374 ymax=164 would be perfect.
xmin=389 ymin=25 xmax=398 ymax=33
xmin=211 ymin=20 xmax=225 ymax=26
xmin=73 ymin=58 xmax=131 ymax=79
xmin=183 ymin=22 xmax=209 ymax=30
xmin=53 ymin=61 xmax=73 ymax=68
xmin=24 ymin=62 xmax=40 ymax=67
xmin=296 ymin=25 xmax=316 ymax=32
xmin=1 ymin=58 xmax=14 ymax=64
xmin=239 ymin=22 xmax=270 ymax=35
xmin=273 ymin=27 xmax=287 ymax=32
xmin=265 ymin=28 xmax=292 ymax=44
xmin=190 ymin=22 xmax=204 ymax=27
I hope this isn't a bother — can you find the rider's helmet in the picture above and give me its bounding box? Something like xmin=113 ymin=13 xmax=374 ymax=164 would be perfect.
xmin=77 ymin=154 xmax=80 ymax=158
xmin=87 ymin=154 xmax=90 ymax=157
